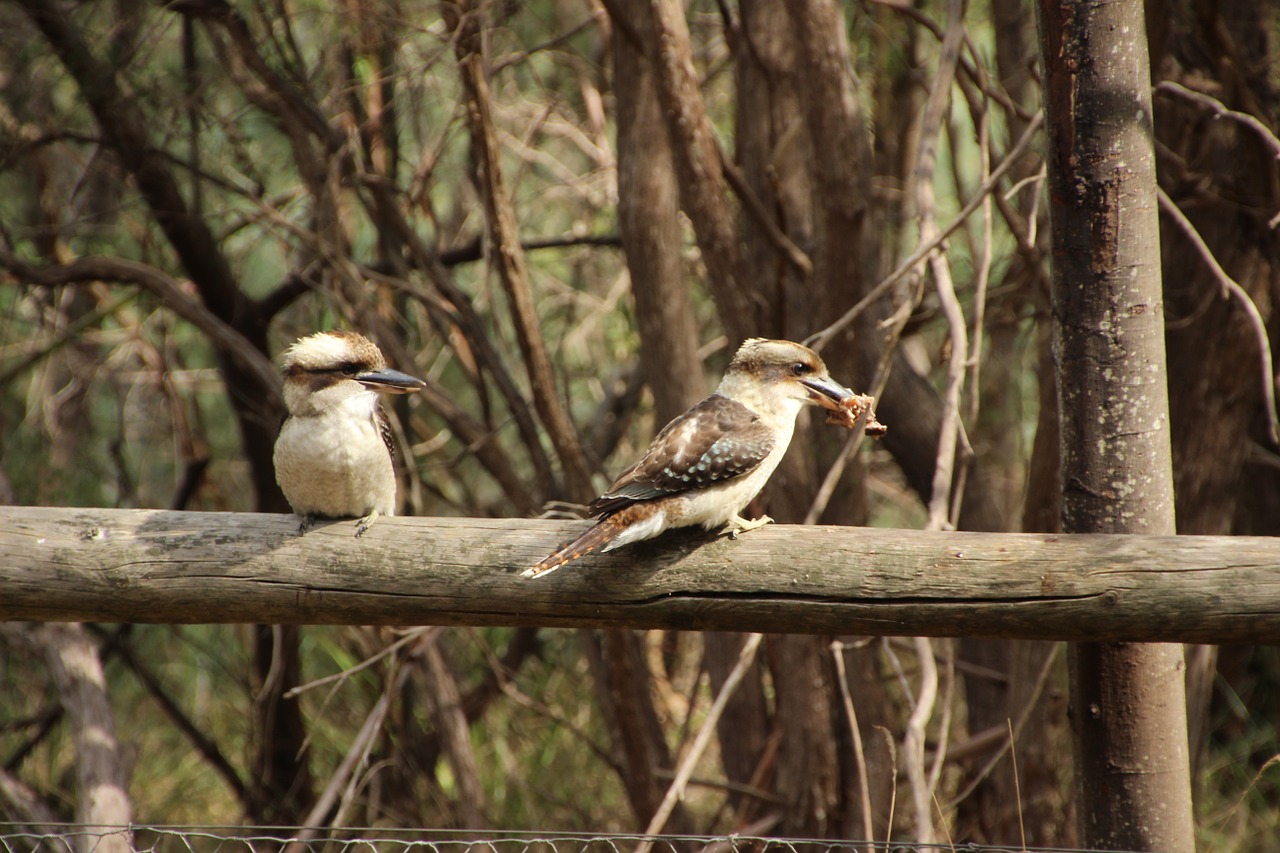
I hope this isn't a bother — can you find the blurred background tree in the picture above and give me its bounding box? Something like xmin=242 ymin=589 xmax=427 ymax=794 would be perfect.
xmin=0 ymin=0 xmax=1277 ymax=848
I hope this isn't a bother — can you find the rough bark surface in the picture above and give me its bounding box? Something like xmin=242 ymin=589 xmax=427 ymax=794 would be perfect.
xmin=1038 ymin=0 xmax=1196 ymax=848
xmin=612 ymin=0 xmax=706 ymax=427
xmin=4 ymin=507 xmax=1280 ymax=644
xmin=1148 ymin=0 xmax=1280 ymax=792
xmin=33 ymin=624 xmax=133 ymax=853
xmin=640 ymin=0 xmax=758 ymax=343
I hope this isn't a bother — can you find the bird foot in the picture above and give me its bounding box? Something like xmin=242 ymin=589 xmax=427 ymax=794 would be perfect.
xmin=721 ymin=514 xmax=773 ymax=539
xmin=354 ymin=510 xmax=381 ymax=538
xmin=296 ymin=515 xmax=316 ymax=536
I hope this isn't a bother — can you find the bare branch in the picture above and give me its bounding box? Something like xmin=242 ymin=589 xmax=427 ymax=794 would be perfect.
xmin=1156 ymin=188 xmax=1280 ymax=445
xmin=450 ymin=0 xmax=597 ymax=502
xmin=718 ymin=149 xmax=813 ymax=276
xmin=913 ymin=0 xmax=968 ymax=533
xmin=902 ymin=637 xmax=939 ymax=844
xmin=5 ymin=508 xmax=1280 ymax=644
xmin=1154 ymin=80 xmax=1280 ymax=166
xmin=637 ymin=633 xmax=764 ymax=850
xmin=967 ymin=110 xmax=995 ymax=427
xmin=832 ymin=642 xmax=875 ymax=851
xmin=0 ymin=254 xmax=282 ymax=409
xmin=807 ymin=112 xmax=1045 ymax=352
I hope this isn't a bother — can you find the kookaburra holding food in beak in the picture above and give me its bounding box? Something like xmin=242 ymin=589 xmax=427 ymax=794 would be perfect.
xmin=273 ymin=330 xmax=425 ymax=536
xmin=525 ymin=338 xmax=856 ymax=577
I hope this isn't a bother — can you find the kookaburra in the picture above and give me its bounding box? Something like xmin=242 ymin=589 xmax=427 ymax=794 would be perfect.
xmin=525 ymin=338 xmax=855 ymax=578
xmin=273 ymin=330 xmax=425 ymax=536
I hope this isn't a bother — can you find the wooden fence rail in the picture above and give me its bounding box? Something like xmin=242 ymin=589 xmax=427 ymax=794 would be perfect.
xmin=2 ymin=506 xmax=1278 ymax=643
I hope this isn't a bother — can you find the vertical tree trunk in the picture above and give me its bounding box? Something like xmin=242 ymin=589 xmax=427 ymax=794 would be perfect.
xmin=36 ymin=624 xmax=133 ymax=853
xmin=612 ymin=0 xmax=706 ymax=425
xmin=1149 ymin=0 xmax=1280 ymax=787
xmin=1037 ymin=1 xmax=1195 ymax=849
xmin=250 ymin=625 xmax=312 ymax=825
xmin=583 ymin=629 xmax=692 ymax=832
xmin=641 ymin=0 xmax=759 ymax=344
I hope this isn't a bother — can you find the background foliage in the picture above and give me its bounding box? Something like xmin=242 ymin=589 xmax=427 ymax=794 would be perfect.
xmin=1 ymin=0 xmax=1278 ymax=849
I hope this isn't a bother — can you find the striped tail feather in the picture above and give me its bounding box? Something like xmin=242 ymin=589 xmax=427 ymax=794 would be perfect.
xmin=523 ymin=511 xmax=636 ymax=578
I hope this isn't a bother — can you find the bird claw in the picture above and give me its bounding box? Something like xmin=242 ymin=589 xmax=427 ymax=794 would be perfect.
xmin=297 ymin=515 xmax=316 ymax=536
xmin=722 ymin=514 xmax=773 ymax=539
xmin=354 ymin=510 xmax=380 ymax=538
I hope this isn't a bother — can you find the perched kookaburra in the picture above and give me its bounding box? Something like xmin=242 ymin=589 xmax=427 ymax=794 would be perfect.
xmin=273 ymin=330 xmax=425 ymax=536
xmin=525 ymin=338 xmax=855 ymax=578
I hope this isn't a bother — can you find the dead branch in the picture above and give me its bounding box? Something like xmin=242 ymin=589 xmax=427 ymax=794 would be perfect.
xmin=4 ymin=507 xmax=1280 ymax=643
xmin=912 ymin=0 xmax=967 ymax=535
xmin=832 ymin=642 xmax=876 ymax=851
xmin=1156 ymin=187 xmax=1280 ymax=445
xmin=806 ymin=112 xmax=1044 ymax=353
xmin=0 ymin=254 xmax=282 ymax=409
xmin=448 ymin=0 xmax=597 ymax=503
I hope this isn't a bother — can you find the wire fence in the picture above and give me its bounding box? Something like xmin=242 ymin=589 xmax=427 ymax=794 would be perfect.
xmin=0 ymin=826 xmax=1153 ymax=853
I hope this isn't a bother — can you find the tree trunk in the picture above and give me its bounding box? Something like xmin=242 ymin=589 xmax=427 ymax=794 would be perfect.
xmin=34 ymin=624 xmax=133 ymax=853
xmin=1149 ymin=0 xmax=1280 ymax=789
xmin=583 ymin=629 xmax=692 ymax=832
xmin=612 ymin=0 xmax=706 ymax=427
xmin=1038 ymin=1 xmax=1195 ymax=849
xmin=250 ymin=625 xmax=312 ymax=825
xmin=770 ymin=635 xmax=842 ymax=838
xmin=640 ymin=0 xmax=758 ymax=344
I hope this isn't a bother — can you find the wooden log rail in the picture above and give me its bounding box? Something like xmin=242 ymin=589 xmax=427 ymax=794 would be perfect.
xmin=2 ymin=506 xmax=1278 ymax=643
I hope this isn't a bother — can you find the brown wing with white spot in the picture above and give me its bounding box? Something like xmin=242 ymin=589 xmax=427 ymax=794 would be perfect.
xmin=588 ymin=394 xmax=776 ymax=516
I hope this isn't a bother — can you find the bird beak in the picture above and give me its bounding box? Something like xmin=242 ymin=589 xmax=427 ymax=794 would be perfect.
xmin=800 ymin=375 xmax=855 ymax=411
xmin=357 ymin=368 xmax=427 ymax=395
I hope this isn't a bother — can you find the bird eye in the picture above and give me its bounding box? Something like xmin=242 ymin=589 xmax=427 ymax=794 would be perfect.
xmin=790 ymin=361 xmax=812 ymax=376
xmin=339 ymin=362 xmax=362 ymax=376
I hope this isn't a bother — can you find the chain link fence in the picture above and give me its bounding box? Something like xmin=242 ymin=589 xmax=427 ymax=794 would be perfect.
xmin=0 ymin=826 xmax=1144 ymax=853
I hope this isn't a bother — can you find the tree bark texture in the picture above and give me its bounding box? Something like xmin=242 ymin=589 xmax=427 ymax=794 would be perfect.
xmin=1149 ymin=0 xmax=1280 ymax=793
xmin=448 ymin=0 xmax=596 ymax=504
xmin=634 ymin=0 xmax=758 ymax=345
xmin=33 ymin=624 xmax=133 ymax=853
xmin=4 ymin=507 xmax=1280 ymax=644
xmin=250 ymin=624 xmax=313 ymax=825
xmin=1038 ymin=1 xmax=1196 ymax=849
xmin=612 ymin=0 xmax=706 ymax=427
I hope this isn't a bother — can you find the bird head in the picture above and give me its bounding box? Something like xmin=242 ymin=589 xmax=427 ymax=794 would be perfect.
xmin=280 ymin=331 xmax=426 ymax=414
xmin=716 ymin=338 xmax=854 ymax=420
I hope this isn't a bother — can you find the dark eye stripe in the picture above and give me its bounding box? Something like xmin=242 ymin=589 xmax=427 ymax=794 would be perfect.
xmin=303 ymin=362 xmax=364 ymax=376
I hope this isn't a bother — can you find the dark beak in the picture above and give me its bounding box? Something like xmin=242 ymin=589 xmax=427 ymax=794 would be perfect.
xmin=357 ymin=368 xmax=427 ymax=394
xmin=800 ymin=375 xmax=854 ymax=411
